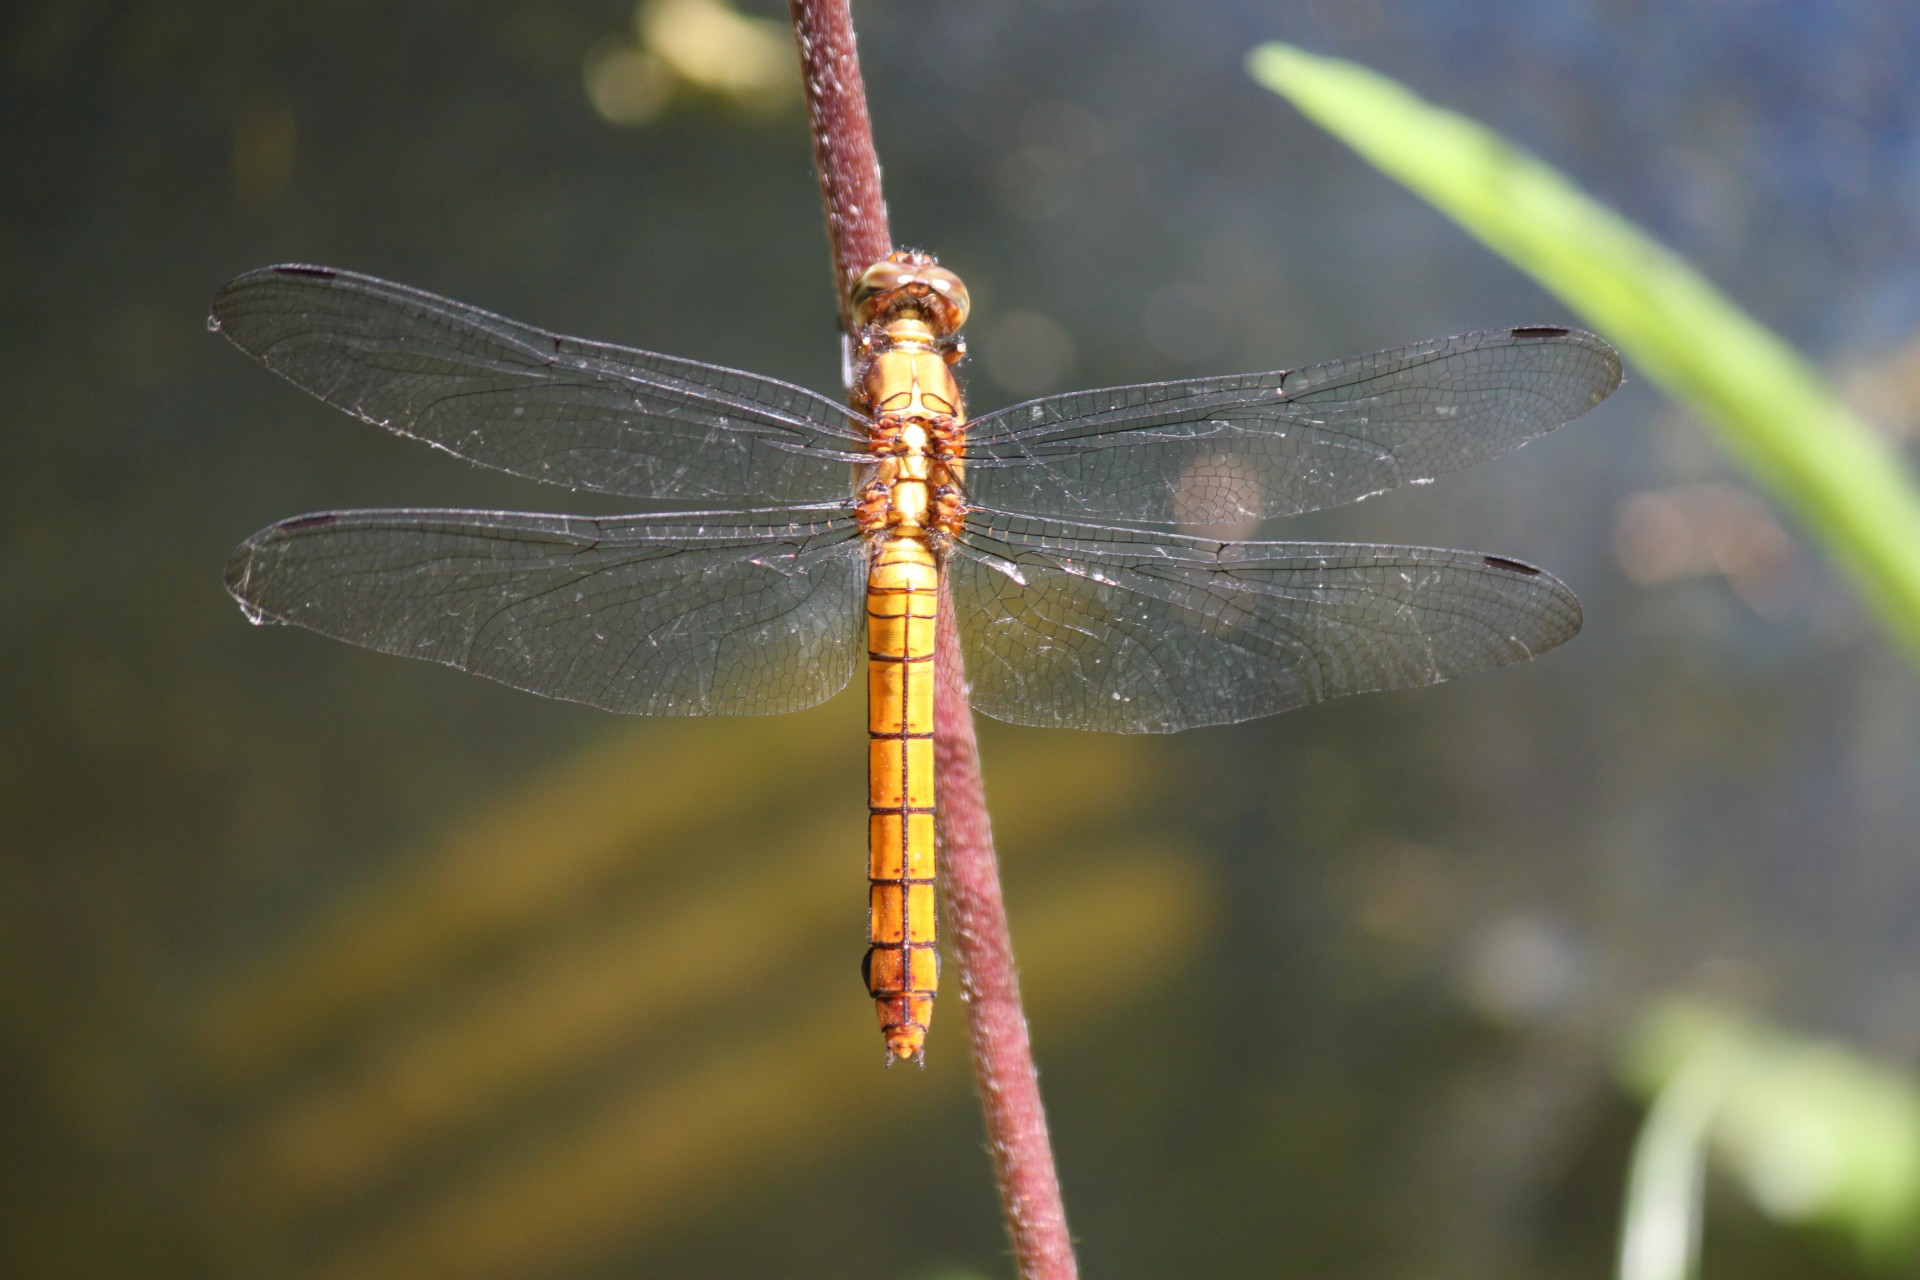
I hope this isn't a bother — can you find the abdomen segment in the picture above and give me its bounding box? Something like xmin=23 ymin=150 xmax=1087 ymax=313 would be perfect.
xmin=864 ymin=535 xmax=939 ymax=1062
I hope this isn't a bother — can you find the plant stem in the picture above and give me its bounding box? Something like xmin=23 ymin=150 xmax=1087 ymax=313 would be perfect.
xmin=789 ymin=0 xmax=892 ymax=303
xmin=786 ymin=3 xmax=1078 ymax=1276
xmin=933 ymin=584 xmax=1080 ymax=1280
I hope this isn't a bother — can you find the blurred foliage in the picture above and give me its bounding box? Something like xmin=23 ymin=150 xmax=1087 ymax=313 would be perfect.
xmin=583 ymin=0 xmax=798 ymax=125
xmin=1250 ymin=42 xmax=1920 ymax=667
xmin=1621 ymin=998 xmax=1920 ymax=1270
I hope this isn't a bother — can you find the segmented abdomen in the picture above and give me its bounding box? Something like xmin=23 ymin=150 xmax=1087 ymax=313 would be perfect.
xmin=863 ymin=534 xmax=938 ymax=1062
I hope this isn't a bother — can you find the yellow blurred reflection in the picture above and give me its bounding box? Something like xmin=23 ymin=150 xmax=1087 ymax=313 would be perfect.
xmin=584 ymin=0 xmax=799 ymax=125
xmin=197 ymin=711 xmax=858 ymax=1084
xmin=193 ymin=708 xmax=1207 ymax=1278
xmin=307 ymin=852 xmax=1205 ymax=1280
xmin=231 ymin=93 xmax=297 ymax=206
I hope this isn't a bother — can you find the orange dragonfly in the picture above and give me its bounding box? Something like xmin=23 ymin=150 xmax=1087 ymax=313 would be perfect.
xmin=216 ymin=254 xmax=1620 ymax=1062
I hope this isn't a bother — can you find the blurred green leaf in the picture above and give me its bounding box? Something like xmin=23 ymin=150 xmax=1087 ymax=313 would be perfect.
xmin=1620 ymin=998 xmax=1920 ymax=1266
xmin=1619 ymin=1050 xmax=1714 ymax=1280
xmin=1248 ymin=42 xmax=1920 ymax=664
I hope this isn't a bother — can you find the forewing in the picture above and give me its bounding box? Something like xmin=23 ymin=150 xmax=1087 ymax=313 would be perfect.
xmin=964 ymin=327 xmax=1620 ymax=524
xmin=227 ymin=505 xmax=867 ymax=715
xmin=211 ymin=265 xmax=870 ymax=503
xmin=950 ymin=512 xmax=1581 ymax=732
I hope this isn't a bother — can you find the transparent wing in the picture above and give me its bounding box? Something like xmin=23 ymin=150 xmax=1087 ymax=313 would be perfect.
xmin=964 ymin=327 xmax=1620 ymax=524
xmin=949 ymin=512 xmax=1581 ymax=732
xmin=211 ymin=265 xmax=872 ymax=503
xmin=226 ymin=504 xmax=868 ymax=715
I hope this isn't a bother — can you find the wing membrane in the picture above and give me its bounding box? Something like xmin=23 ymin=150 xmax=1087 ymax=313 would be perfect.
xmin=211 ymin=266 xmax=871 ymax=503
xmin=964 ymin=327 xmax=1620 ymax=524
xmin=950 ymin=512 xmax=1581 ymax=732
xmin=227 ymin=505 xmax=867 ymax=715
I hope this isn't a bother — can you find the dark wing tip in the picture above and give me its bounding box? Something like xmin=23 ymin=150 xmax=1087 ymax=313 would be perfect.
xmin=210 ymin=263 xmax=343 ymax=332
xmin=1482 ymin=553 xmax=1541 ymax=576
xmin=1509 ymin=324 xmax=1625 ymax=404
xmin=1473 ymin=551 xmax=1584 ymax=651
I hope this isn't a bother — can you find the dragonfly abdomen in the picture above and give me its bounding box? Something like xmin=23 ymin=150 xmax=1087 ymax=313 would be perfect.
xmin=864 ymin=534 xmax=939 ymax=1063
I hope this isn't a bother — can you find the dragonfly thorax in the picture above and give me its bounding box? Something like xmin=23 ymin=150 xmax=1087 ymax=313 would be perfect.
xmin=856 ymin=324 xmax=967 ymax=538
xmin=861 ymin=414 xmax=965 ymax=536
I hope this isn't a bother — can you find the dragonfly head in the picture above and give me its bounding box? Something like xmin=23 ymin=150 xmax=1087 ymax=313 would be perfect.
xmin=851 ymin=251 xmax=970 ymax=338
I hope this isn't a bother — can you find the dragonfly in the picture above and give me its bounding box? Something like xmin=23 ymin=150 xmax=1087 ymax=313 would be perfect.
xmin=215 ymin=254 xmax=1620 ymax=1063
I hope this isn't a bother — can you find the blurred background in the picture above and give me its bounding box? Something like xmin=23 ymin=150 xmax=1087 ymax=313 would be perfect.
xmin=6 ymin=1 xmax=1920 ymax=1276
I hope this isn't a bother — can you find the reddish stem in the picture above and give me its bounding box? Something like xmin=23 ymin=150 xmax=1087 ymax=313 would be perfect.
xmin=789 ymin=0 xmax=893 ymax=305
xmin=787 ymin=3 xmax=1078 ymax=1277
xmin=933 ymin=586 xmax=1080 ymax=1280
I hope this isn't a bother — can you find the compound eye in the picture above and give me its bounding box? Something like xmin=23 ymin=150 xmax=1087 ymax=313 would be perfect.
xmin=914 ymin=266 xmax=970 ymax=336
xmin=850 ymin=259 xmax=913 ymax=326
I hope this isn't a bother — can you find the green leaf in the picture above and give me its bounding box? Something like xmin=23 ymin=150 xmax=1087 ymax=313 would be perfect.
xmin=1619 ymin=998 xmax=1920 ymax=1266
xmin=1248 ymin=42 xmax=1920 ymax=663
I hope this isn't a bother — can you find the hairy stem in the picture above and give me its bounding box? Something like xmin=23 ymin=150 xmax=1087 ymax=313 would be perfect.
xmin=789 ymin=0 xmax=892 ymax=304
xmin=933 ymin=585 xmax=1079 ymax=1280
